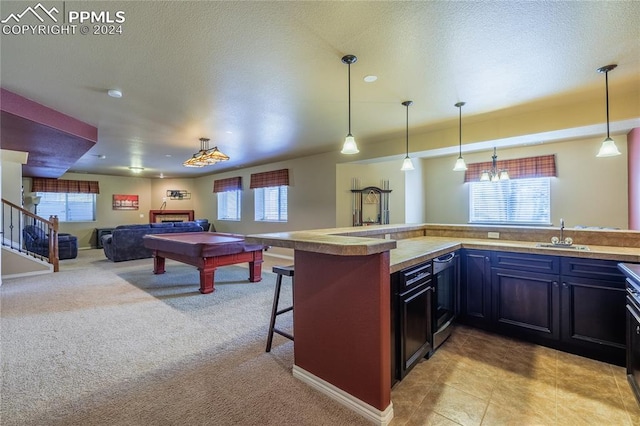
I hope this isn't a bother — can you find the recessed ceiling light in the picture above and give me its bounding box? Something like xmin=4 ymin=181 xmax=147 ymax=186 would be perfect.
xmin=159 ymin=173 xmax=164 ymax=179
xmin=363 ymin=75 xmax=378 ymax=83
xmin=129 ymin=167 xmax=144 ymax=173
xmin=165 ymin=154 xmax=172 ymax=157
xmin=107 ymin=89 xmax=123 ymax=98
xmin=226 ymin=131 xmax=233 ymax=134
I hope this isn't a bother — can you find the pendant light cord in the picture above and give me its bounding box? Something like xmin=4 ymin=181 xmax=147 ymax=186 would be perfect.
xmin=458 ymin=105 xmax=462 ymax=157
xmin=605 ymin=70 xmax=610 ymax=138
xmin=405 ymin=103 xmax=409 ymax=156
xmin=347 ymin=62 xmax=352 ymax=135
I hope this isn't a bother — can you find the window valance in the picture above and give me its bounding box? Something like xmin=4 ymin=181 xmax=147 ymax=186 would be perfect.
xmin=250 ymin=169 xmax=289 ymax=189
xmin=213 ymin=176 xmax=243 ymax=193
xmin=464 ymin=154 xmax=556 ymax=182
xmin=32 ymin=178 xmax=100 ymax=194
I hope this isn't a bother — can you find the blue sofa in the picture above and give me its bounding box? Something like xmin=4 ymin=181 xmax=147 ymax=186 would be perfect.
xmin=23 ymin=225 xmax=78 ymax=260
xmin=102 ymin=222 xmax=203 ymax=262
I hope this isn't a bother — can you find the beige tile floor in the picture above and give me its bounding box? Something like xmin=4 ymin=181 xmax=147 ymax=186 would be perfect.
xmin=390 ymin=325 xmax=640 ymax=425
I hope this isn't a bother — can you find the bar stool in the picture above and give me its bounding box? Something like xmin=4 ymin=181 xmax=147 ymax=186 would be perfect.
xmin=266 ymin=265 xmax=294 ymax=352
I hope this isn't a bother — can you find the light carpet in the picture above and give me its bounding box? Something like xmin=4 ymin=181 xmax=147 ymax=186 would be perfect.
xmin=0 ymin=250 xmax=369 ymax=425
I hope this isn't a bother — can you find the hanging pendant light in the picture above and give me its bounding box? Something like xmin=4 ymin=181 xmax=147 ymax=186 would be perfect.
xmin=340 ymin=55 xmax=359 ymax=154
xmin=453 ymin=101 xmax=468 ymax=171
xmin=400 ymin=100 xmax=414 ymax=171
xmin=596 ymin=64 xmax=621 ymax=157
xmin=480 ymin=147 xmax=509 ymax=182
xmin=183 ymin=137 xmax=229 ymax=167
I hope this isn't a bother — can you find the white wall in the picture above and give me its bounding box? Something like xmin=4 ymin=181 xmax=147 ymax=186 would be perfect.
xmin=422 ymin=136 xmax=629 ymax=229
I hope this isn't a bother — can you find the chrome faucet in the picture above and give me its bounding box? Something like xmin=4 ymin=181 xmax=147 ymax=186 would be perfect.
xmin=560 ymin=218 xmax=564 ymax=242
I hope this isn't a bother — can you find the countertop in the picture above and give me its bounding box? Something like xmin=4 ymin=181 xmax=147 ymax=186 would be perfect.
xmin=391 ymin=237 xmax=640 ymax=273
xmin=246 ymin=224 xmax=640 ymax=273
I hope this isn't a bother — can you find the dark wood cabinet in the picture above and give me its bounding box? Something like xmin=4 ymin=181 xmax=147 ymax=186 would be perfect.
xmin=391 ymin=261 xmax=433 ymax=381
xmin=492 ymin=268 xmax=560 ymax=341
xmin=398 ymin=284 xmax=433 ymax=378
xmin=459 ymin=249 xmax=627 ymax=366
xmin=560 ymin=257 xmax=626 ymax=365
xmin=460 ymin=250 xmax=492 ymax=329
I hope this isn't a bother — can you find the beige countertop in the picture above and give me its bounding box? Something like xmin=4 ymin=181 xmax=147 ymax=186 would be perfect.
xmin=390 ymin=236 xmax=640 ymax=273
xmin=246 ymin=224 xmax=640 ymax=271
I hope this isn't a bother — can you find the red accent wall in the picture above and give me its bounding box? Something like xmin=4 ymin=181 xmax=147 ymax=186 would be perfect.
xmin=629 ymin=128 xmax=640 ymax=230
xmin=294 ymin=250 xmax=391 ymax=411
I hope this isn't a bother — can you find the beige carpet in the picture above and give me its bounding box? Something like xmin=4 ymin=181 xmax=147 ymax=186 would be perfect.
xmin=1 ymin=250 xmax=369 ymax=425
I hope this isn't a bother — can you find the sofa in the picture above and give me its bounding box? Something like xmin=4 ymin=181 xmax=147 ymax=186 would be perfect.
xmin=102 ymin=222 xmax=204 ymax=262
xmin=23 ymin=225 xmax=78 ymax=260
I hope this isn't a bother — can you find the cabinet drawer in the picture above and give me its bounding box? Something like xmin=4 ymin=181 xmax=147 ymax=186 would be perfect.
xmin=491 ymin=251 xmax=559 ymax=274
xmin=397 ymin=262 xmax=432 ymax=293
xmin=561 ymin=257 xmax=626 ymax=281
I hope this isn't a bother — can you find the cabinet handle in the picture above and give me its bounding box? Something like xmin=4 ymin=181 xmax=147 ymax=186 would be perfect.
xmin=553 ymin=281 xmax=558 ymax=287
xmin=485 ymin=257 xmax=490 ymax=262
xmin=636 ymin=325 xmax=640 ymax=335
xmin=562 ymin=282 xmax=568 ymax=288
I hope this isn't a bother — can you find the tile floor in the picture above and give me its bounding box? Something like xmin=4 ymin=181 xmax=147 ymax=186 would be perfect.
xmin=390 ymin=325 xmax=640 ymax=425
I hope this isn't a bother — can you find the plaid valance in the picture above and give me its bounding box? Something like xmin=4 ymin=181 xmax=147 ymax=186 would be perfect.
xmin=249 ymin=169 xmax=289 ymax=189
xmin=32 ymin=178 xmax=100 ymax=194
xmin=213 ymin=176 xmax=242 ymax=193
xmin=464 ymin=154 xmax=557 ymax=182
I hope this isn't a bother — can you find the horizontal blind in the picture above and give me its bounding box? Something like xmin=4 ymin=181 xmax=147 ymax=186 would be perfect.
xmin=217 ymin=190 xmax=241 ymax=220
xmin=469 ymin=178 xmax=550 ymax=225
xmin=254 ymin=186 xmax=287 ymax=222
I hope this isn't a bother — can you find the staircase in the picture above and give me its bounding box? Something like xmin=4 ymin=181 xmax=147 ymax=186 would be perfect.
xmin=2 ymin=198 xmax=61 ymax=273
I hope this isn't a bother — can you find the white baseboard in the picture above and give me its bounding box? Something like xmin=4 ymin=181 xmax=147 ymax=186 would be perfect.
xmin=292 ymin=365 xmax=394 ymax=425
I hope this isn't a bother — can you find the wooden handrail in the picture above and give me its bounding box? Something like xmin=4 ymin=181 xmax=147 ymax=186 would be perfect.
xmin=1 ymin=198 xmax=60 ymax=272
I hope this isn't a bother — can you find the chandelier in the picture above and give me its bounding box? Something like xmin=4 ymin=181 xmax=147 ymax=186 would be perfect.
xmin=480 ymin=147 xmax=509 ymax=182
xmin=183 ymin=138 xmax=229 ymax=168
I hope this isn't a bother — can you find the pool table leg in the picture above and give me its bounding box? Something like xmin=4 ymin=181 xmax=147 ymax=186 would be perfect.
xmin=248 ymin=261 xmax=263 ymax=282
xmin=199 ymin=268 xmax=215 ymax=294
xmin=153 ymin=255 xmax=166 ymax=274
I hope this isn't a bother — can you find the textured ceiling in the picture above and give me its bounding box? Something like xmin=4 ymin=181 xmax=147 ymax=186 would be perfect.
xmin=1 ymin=1 xmax=639 ymax=178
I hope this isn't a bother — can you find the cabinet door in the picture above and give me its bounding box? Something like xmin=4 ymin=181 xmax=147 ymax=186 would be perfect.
xmin=493 ymin=268 xmax=560 ymax=341
xmin=627 ymin=301 xmax=640 ymax=402
xmin=399 ymin=284 xmax=433 ymax=379
xmin=461 ymin=250 xmax=492 ymax=329
xmin=561 ymin=276 xmax=626 ymax=364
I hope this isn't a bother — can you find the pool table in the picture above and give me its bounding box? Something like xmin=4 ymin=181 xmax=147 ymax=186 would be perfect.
xmin=142 ymin=232 xmax=265 ymax=294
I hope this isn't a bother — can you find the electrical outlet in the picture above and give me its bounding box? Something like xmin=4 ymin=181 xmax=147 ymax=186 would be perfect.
xmin=384 ymin=234 xmax=391 ymax=240
xmin=488 ymin=232 xmax=500 ymax=239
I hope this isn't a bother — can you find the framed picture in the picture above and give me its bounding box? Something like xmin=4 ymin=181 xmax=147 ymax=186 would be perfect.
xmin=113 ymin=194 xmax=139 ymax=210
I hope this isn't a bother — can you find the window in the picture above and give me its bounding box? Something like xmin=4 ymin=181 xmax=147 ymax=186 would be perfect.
xmin=469 ymin=177 xmax=551 ymax=225
xmin=36 ymin=192 xmax=96 ymax=222
xmin=217 ymin=190 xmax=241 ymax=221
xmin=254 ymin=186 xmax=288 ymax=222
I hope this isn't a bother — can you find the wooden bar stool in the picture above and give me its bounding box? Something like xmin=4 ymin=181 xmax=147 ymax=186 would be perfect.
xmin=266 ymin=265 xmax=294 ymax=352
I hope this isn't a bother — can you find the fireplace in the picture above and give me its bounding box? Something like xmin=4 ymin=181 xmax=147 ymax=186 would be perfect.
xmin=149 ymin=210 xmax=194 ymax=223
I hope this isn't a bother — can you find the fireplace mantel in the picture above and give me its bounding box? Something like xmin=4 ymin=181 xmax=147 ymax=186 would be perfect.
xmin=149 ymin=210 xmax=194 ymax=223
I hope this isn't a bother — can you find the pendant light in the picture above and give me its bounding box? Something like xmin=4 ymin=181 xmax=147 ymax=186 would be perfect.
xmin=452 ymin=101 xmax=468 ymax=171
xmin=480 ymin=147 xmax=509 ymax=182
xmin=400 ymin=100 xmax=414 ymax=171
xmin=596 ymin=64 xmax=621 ymax=157
xmin=340 ymin=55 xmax=359 ymax=154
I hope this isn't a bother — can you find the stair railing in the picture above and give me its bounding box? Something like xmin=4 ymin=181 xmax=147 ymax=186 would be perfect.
xmin=1 ymin=198 xmax=60 ymax=272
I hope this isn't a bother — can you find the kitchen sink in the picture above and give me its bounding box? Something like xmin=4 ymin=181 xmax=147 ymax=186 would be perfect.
xmin=535 ymin=243 xmax=590 ymax=251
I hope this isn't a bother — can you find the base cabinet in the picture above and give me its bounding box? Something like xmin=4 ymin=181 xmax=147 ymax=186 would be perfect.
xmin=460 ymin=250 xmax=627 ymax=365
xmin=461 ymin=250 xmax=492 ymax=329
xmin=492 ymin=268 xmax=560 ymax=341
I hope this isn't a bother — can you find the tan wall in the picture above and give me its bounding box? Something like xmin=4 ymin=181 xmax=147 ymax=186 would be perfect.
xmin=336 ymin=161 xmax=407 ymax=227
xmin=422 ymin=136 xmax=629 ymax=229
xmin=194 ymin=151 xmax=339 ymax=235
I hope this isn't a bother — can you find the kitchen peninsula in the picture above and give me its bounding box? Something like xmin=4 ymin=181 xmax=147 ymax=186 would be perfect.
xmin=246 ymin=224 xmax=640 ymax=425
